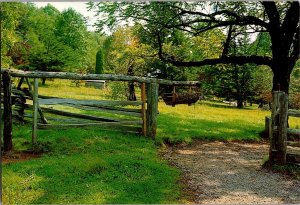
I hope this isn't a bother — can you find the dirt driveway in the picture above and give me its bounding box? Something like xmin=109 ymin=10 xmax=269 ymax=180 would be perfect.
xmin=162 ymin=141 xmax=300 ymax=204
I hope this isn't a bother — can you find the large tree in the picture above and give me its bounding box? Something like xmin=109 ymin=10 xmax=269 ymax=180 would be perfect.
xmin=89 ymin=1 xmax=299 ymax=94
xmin=89 ymin=1 xmax=299 ymax=165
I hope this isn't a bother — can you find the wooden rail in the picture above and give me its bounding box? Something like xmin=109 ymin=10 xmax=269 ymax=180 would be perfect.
xmin=1 ymin=68 xmax=200 ymax=86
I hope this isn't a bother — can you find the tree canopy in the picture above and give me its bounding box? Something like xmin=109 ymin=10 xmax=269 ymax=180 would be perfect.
xmin=89 ymin=1 xmax=299 ymax=93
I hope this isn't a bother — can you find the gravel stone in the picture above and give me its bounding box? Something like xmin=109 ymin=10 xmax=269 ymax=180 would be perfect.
xmin=162 ymin=141 xmax=300 ymax=204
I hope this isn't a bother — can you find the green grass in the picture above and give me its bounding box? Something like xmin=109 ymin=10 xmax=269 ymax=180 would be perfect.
xmin=156 ymin=101 xmax=300 ymax=144
xmin=3 ymin=78 xmax=300 ymax=204
xmin=4 ymin=125 xmax=181 ymax=204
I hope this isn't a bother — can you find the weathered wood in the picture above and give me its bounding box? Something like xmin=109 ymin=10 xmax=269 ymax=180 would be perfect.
xmin=38 ymin=120 xmax=142 ymax=128
xmin=31 ymin=105 xmax=119 ymax=122
xmin=0 ymin=71 xmax=3 ymax=143
xmin=287 ymin=141 xmax=300 ymax=147
xmin=286 ymin=153 xmax=300 ymax=163
xmin=146 ymin=82 xmax=159 ymax=138
xmin=2 ymin=71 xmax=13 ymax=152
xmin=17 ymin=77 xmax=24 ymax=89
xmin=265 ymin=116 xmax=271 ymax=137
xmin=39 ymin=98 xmax=143 ymax=107
xmin=269 ymin=91 xmax=288 ymax=165
xmin=288 ymin=109 xmax=300 ymax=118
xmin=273 ymin=127 xmax=300 ymax=141
xmin=25 ymin=77 xmax=48 ymax=124
xmin=141 ymin=83 xmax=147 ymax=136
xmin=32 ymin=78 xmax=38 ymax=143
xmin=85 ymin=104 xmax=141 ymax=113
xmin=1 ymin=68 xmax=199 ymax=86
xmin=66 ymin=104 xmax=142 ymax=118
xmin=287 ymin=128 xmax=300 ymax=139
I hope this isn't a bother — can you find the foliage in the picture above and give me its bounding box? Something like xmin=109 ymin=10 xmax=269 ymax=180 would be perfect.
xmin=89 ymin=2 xmax=299 ymax=94
xmin=108 ymin=81 xmax=128 ymax=100
xmin=95 ymin=48 xmax=104 ymax=74
xmin=1 ymin=3 xmax=96 ymax=75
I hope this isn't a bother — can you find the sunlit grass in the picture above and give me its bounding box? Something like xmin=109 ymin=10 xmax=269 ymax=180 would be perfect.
xmin=156 ymin=101 xmax=300 ymax=143
xmin=4 ymin=78 xmax=300 ymax=204
xmin=3 ymin=126 xmax=181 ymax=204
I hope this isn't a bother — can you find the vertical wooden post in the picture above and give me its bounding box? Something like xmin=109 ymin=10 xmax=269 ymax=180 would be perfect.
xmin=32 ymin=78 xmax=38 ymax=144
xmin=25 ymin=77 xmax=47 ymax=124
xmin=141 ymin=83 xmax=147 ymax=136
xmin=269 ymin=91 xmax=288 ymax=165
xmin=172 ymin=85 xmax=176 ymax=107
xmin=2 ymin=71 xmax=13 ymax=152
xmin=146 ymin=82 xmax=159 ymax=139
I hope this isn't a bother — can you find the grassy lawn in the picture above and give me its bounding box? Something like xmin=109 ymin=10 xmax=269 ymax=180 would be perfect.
xmin=4 ymin=126 xmax=181 ymax=204
xmin=3 ymin=79 xmax=300 ymax=204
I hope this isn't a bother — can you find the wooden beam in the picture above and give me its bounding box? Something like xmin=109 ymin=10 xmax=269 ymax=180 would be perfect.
xmin=25 ymin=77 xmax=48 ymax=124
xmin=28 ymin=105 xmax=119 ymax=122
xmin=146 ymin=82 xmax=159 ymax=139
xmin=2 ymin=71 xmax=13 ymax=152
xmin=1 ymin=68 xmax=200 ymax=86
xmin=288 ymin=109 xmax=300 ymax=118
xmin=141 ymin=83 xmax=146 ymax=136
xmin=32 ymin=78 xmax=38 ymax=144
xmin=66 ymin=104 xmax=142 ymax=118
xmin=287 ymin=141 xmax=300 ymax=147
xmin=38 ymin=98 xmax=143 ymax=107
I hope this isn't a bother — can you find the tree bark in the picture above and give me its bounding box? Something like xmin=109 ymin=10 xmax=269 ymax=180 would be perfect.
xmin=42 ymin=78 xmax=46 ymax=85
xmin=271 ymin=60 xmax=292 ymax=93
xmin=237 ymin=99 xmax=243 ymax=108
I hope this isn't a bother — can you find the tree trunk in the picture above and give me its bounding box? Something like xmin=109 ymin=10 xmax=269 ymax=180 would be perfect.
xmin=271 ymin=62 xmax=291 ymax=93
xmin=127 ymin=64 xmax=136 ymax=101
xmin=128 ymin=82 xmax=136 ymax=101
xmin=268 ymin=59 xmax=293 ymax=165
xmin=42 ymin=78 xmax=46 ymax=85
xmin=237 ymin=99 xmax=243 ymax=108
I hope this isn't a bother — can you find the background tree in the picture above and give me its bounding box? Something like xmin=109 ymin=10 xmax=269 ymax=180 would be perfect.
xmin=105 ymin=26 xmax=155 ymax=101
xmin=95 ymin=48 xmax=104 ymax=74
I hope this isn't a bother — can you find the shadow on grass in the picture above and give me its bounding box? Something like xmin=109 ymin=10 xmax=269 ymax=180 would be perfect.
xmin=157 ymin=113 xmax=263 ymax=143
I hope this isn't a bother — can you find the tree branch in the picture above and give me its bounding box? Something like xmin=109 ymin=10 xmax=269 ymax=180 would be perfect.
xmin=156 ymin=32 xmax=272 ymax=67
xmin=281 ymin=1 xmax=300 ymax=52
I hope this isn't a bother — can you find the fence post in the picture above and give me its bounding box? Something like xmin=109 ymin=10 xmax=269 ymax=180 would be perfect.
xmin=269 ymin=91 xmax=288 ymax=164
xmin=32 ymin=78 xmax=38 ymax=144
xmin=3 ymin=71 xmax=13 ymax=152
xmin=146 ymin=82 xmax=159 ymax=139
xmin=141 ymin=83 xmax=147 ymax=136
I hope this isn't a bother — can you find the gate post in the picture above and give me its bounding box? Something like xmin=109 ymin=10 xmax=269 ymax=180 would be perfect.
xmin=32 ymin=78 xmax=39 ymax=143
xmin=3 ymin=71 xmax=13 ymax=152
xmin=269 ymin=91 xmax=288 ymax=165
xmin=146 ymin=82 xmax=159 ymax=139
xmin=141 ymin=83 xmax=147 ymax=136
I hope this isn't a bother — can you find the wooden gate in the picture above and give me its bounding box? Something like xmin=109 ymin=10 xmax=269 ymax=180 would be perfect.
xmin=1 ymin=68 xmax=198 ymax=147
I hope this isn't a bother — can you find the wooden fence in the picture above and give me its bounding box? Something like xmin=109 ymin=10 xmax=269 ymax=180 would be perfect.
xmin=0 ymin=68 xmax=199 ymax=146
xmin=267 ymin=91 xmax=300 ymax=165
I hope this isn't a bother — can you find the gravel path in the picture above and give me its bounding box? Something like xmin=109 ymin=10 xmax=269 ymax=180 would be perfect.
xmin=162 ymin=141 xmax=300 ymax=204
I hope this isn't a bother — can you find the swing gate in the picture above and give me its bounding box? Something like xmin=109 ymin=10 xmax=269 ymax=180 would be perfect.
xmin=0 ymin=69 xmax=199 ymax=145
